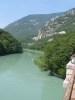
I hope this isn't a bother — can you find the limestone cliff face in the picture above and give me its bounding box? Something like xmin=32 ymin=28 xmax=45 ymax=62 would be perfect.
xmin=33 ymin=8 xmax=75 ymax=40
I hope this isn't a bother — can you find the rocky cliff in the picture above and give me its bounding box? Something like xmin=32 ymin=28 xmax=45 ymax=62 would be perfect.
xmin=33 ymin=8 xmax=75 ymax=40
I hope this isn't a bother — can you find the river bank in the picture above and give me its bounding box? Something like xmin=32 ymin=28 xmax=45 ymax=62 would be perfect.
xmin=23 ymin=49 xmax=65 ymax=79
xmin=23 ymin=49 xmax=44 ymax=54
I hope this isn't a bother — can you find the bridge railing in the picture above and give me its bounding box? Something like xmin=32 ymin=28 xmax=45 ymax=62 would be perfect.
xmin=63 ymin=70 xmax=75 ymax=100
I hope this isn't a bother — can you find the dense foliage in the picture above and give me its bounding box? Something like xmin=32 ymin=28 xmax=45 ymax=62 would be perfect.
xmin=34 ymin=33 xmax=75 ymax=78
xmin=0 ymin=29 xmax=23 ymax=55
xmin=28 ymin=36 xmax=52 ymax=50
xmin=32 ymin=9 xmax=75 ymax=78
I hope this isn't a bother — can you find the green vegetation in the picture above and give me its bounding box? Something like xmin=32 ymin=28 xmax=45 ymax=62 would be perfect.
xmin=4 ymin=13 xmax=63 ymax=48
xmin=33 ymin=57 xmax=46 ymax=70
xmin=0 ymin=29 xmax=23 ymax=55
xmin=24 ymin=49 xmax=44 ymax=54
xmin=28 ymin=36 xmax=52 ymax=50
xmin=34 ymin=33 xmax=75 ymax=78
xmin=31 ymin=9 xmax=75 ymax=78
xmin=4 ymin=8 xmax=75 ymax=78
xmin=56 ymin=15 xmax=75 ymax=33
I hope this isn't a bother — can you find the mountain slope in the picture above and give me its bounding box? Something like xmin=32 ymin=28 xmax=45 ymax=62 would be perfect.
xmin=35 ymin=8 xmax=75 ymax=39
xmin=0 ymin=29 xmax=23 ymax=55
xmin=4 ymin=13 xmax=63 ymax=47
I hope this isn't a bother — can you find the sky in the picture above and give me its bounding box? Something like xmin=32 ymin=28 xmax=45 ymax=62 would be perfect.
xmin=0 ymin=0 xmax=75 ymax=28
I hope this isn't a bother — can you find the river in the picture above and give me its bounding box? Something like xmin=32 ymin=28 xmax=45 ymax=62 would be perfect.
xmin=0 ymin=51 xmax=64 ymax=100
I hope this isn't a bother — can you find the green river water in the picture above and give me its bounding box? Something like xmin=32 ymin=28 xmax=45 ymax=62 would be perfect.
xmin=0 ymin=51 xmax=64 ymax=100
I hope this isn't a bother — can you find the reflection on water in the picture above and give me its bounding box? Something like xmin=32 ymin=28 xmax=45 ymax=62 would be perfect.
xmin=0 ymin=51 xmax=64 ymax=100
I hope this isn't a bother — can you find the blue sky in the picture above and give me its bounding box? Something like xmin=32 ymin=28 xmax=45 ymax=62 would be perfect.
xmin=0 ymin=0 xmax=75 ymax=28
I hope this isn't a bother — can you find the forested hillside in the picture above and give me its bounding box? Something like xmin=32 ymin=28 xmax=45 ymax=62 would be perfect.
xmin=0 ymin=29 xmax=23 ymax=55
xmin=29 ymin=8 xmax=75 ymax=51
xmin=32 ymin=8 xmax=75 ymax=78
xmin=4 ymin=13 xmax=63 ymax=47
xmin=34 ymin=32 xmax=75 ymax=78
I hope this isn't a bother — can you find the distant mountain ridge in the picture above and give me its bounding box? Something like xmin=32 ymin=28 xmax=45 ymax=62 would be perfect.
xmin=4 ymin=8 xmax=75 ymax=48
xmin=4 ymin=13 xmax=63 ymax=47
xmin=34 ymin=8 xmax=75 ymax=40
